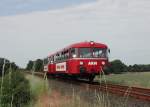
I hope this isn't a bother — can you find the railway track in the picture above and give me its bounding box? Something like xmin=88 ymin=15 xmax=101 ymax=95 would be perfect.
xmin=26 ymin=71 xmax=150 ymax=102
xmin=88 ymin=83 xmax=150 ymax=102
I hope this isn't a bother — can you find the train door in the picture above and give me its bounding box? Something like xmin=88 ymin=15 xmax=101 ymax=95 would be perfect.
xmin=49 ymin=56 xmax=55 ymax=73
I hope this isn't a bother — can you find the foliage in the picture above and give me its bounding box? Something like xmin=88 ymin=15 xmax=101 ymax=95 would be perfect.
xmin=0 ymin=71 xmax=31 ymax=107
xmin=128 ymin=64 xmax=150 ymax=72
xmin=26 ymin=60 xmax=34 ymax=71
xmin=34 ymin=59 xmax=43 ymax=72
xmin=26 ymin=59 xmax=43 ymax=72
xmin=104 ymin=59 xmax=150 ymax=74
xmin=104 ymin=59 xmax=127 ymax=74
xmin=0 ymin=58 xmax=18 ymax=76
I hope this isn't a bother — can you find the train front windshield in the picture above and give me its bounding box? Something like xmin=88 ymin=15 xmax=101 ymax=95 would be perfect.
xmin=79 ymin=48 xmax=108 ymax=58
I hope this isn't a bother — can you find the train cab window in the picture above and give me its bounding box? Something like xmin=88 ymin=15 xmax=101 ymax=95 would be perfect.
xmin=49 ymin=56 xmax=54 ymax=63
xmin=71 ymin=48 xmax=78 ymax=58
xmin=48 ymin=56 xmax=54 ymax=63
xmin=93 ymin=48 xmax=107 ymax=58
xmin=79 ymin=48 xmax=92 ymax=58
xmin=64 ymin=50 xmax=69 ymax=59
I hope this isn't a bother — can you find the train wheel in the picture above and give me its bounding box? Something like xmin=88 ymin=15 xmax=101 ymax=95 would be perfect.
xmin=89 ymin=75 xmax=95 ymax=82
xmin=71 ymin=75 xmax=78 ymax=80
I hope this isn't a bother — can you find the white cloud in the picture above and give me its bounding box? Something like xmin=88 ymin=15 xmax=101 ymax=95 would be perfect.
xmin=0 ymin=0 xmax=150 ymax=67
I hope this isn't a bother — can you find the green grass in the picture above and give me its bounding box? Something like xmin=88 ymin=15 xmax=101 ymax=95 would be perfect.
xmin=25 ymin=73 xmax=150 ymax=107
xmin=29 ymin=75 xmax=49 ymax=96
xmin=97 ymin=72 xmax=150 ymax=88
xmin=25 ymin=74 xmax=50 ymax=107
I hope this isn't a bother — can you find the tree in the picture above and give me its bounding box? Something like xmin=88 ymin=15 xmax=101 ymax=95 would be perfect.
xmin=10 ymin=62 xmax=18 ymax=71
xmin=26 ymin=60 xmax=34 ymax=71
xmin=128 ymin=64 xmax=150 ymax=72
xmin=111 ymin=60 xmax=127 ymax=73
xmin=0 ymin=58 xmax=18 ymax=76
xmin=34 ymin=59 xmax=43 ymax=72
xmin=104 ymin=59 xmax=128 ymax=74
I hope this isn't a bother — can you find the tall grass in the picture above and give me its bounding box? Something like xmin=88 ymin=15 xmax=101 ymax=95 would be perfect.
xmin=26 ymin=74 xmax=50 ymax=107
xmin=96 ymin=72 xmax=150 ymax=88
xmin=0 ymin=60 xmax=31 ymax=107
xmin=25 ymin=73 xmax=150 ymax=107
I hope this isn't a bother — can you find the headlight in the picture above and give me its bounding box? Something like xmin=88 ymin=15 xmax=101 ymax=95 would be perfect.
xmin=72 ymin=54 xmax=77 ymax=58
xmin=80 ymin=61 xmax=84 ymax=65
xmin=102 ymin=61 xmax=105 ymax=65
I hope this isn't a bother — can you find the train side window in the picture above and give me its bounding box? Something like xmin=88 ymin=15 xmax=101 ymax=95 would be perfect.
xmin=48 ymin=57 xmax=51 ymax=63
xmin=61 ymin=52 xmax=64 ymax=60
xmin=56 ymin=53 xmax=60 ymax=61
xmin=54 ymin=55 xmax=57 ymax=62
xmin=52 ymin=56 xmax=54 ymax=62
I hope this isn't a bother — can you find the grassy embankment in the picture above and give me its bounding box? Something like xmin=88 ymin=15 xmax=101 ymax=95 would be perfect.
xmin=26 ymin=72 xmax=150 ymax=107
xmin=25 ymin=74 xmax=111 ymax=107
xmin=97 ymin=72 xmax=150 ymax=88
xmin=25 ymin=74 xmax=50 ymax=107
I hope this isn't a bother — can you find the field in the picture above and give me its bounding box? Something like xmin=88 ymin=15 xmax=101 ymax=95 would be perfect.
xmin=26 ymin=74 xmax=100 ymax=107
xmin=25 ymin=73 xmax=150 ymax=107
xmin=97 ymin=72 xmax=150 ymax=88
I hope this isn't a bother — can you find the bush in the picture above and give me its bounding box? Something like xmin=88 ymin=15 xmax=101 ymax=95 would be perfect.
xmin=104 ymin=59 xmax=127 ymax=74
xmin=0 ymin=58 xmax=18 ymax=76
xmin=26 ymin=60 xmax=34 ymax=71
xmin=26 ymin=59 xmax=43 ymax=72
xmin=34 ymin=59 xmax=43 ymax=72
xmin=0 ymin=71 xmax=31 ymax=107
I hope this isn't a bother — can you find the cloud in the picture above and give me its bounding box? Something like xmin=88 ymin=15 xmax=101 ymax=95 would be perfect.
xmin=0 ymin=0 xmax=150 ymax=67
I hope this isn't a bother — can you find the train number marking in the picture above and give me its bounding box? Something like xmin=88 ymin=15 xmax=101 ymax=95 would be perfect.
xmin=88 ymin=62 xmax=97 ymax=65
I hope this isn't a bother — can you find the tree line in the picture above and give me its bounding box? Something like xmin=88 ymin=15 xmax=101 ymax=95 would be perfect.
xmin=0 ymin=58 xmax=18 ymax=76
xmin=26 ymin=59 xmax=43 ymax=72
xmin=26 ymin=59 xmax=150 ymax=74
xmin=104 ymin=60 xmax=150 ymax=74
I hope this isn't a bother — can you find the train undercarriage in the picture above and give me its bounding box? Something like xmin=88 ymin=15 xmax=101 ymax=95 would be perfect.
xmin=46 ymin=72 xmax=97 ymax=82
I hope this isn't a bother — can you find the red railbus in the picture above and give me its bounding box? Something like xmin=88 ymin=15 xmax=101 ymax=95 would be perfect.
xmin=44 ymin=41 xmax=109 ymax=81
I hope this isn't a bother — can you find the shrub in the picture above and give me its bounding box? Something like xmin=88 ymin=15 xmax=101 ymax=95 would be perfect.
xmin=34 ymin=59 xmax=43 ymax=72
xmin=26 ymin=60 xmax=34 ymax=71
xmin=0 ymin=71 xmax=31 ymax=107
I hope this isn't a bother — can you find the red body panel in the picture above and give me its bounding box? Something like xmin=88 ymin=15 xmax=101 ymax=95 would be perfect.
xmin=47 ymin=58 xmax=108 ymax=74
xmin=46 ymin=41 xmax=109 ymax=76
xmin=48 ymin=64 xmax=55 ymax=73
xmin=67 ymin=58 xmax=105 ymax=74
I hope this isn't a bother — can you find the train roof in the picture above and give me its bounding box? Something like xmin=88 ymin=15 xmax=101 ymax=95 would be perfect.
xmin=48 ymin=41 xmax=108 ymax=57
xmin=68 ymin=41 xmax=107 ymax=48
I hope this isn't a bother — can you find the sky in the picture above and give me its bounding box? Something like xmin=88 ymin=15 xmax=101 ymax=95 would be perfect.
xmin=0 ymin=0 xmax=150 ymax=68
xmin=0 ymin=0 xmax=95 ymax=16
